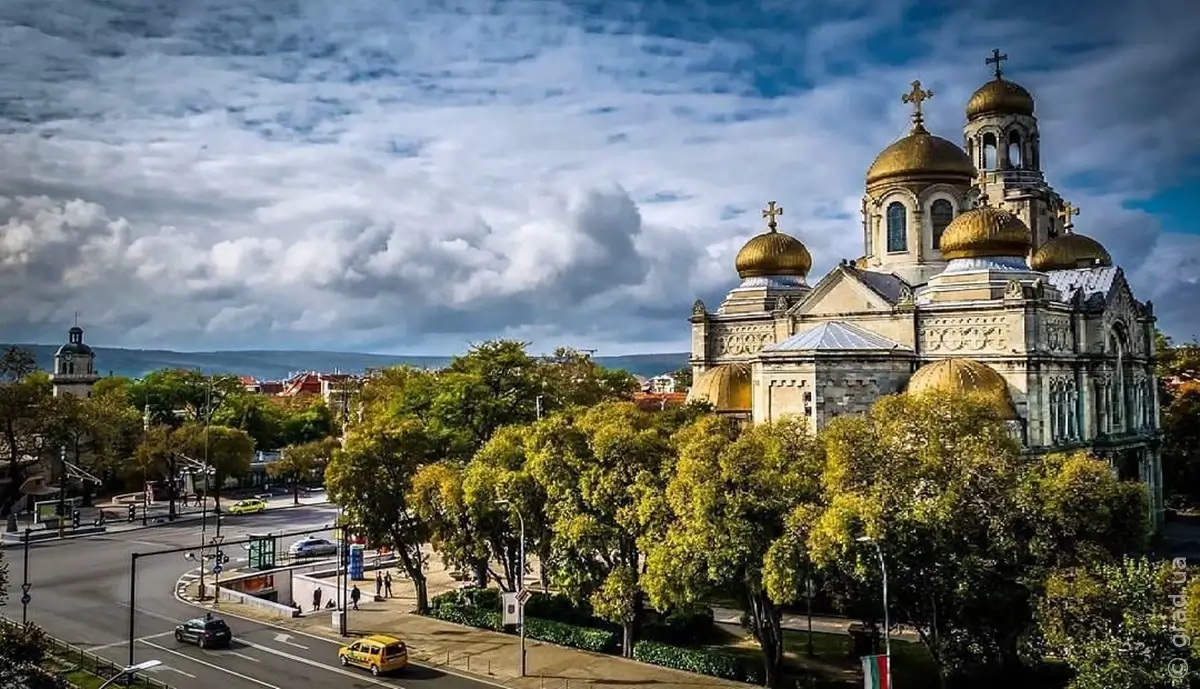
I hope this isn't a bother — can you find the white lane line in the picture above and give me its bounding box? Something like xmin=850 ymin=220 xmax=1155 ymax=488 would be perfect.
xmin=273 ymin=633 xmax=309 ymax=650
xmin=231 ymin=651 xmax=261 ymax=663
xmin=139 ymin=640 xmax=282 ymax=689
xmin=85 ymin=631 xmax=174 ymax=652
xmin=236 ymin=639 xmax=401 ymax=688
xmin=147 ymin=665 xmax=197 ymax=678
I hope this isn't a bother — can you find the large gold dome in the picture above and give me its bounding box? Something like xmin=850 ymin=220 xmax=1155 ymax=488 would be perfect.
xmin=865 ymin=122 xmax=977 ymax=186
xmin=907 ymin=358 xmax=1017 ymax=419
xmin=966 ymin=78 xmax=1035 ymax=120
xmin=938 ymin=205 xmax=1032 ymax=260
xmin=735 ymin=230 xmax=812 ymax=279
xmin=686 ymin=364 xmax=752 ymax=412
xmin=1030 ymin=232 xmax=1112 ymax=271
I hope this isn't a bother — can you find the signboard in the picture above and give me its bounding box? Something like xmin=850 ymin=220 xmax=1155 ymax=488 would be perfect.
xmin=238 ymin=575 xmax=276 ymax=595
xmin=501 ymin=592 xmax=520 ymax=625
xmin=517 ymin=588 xmax=533 ymax=606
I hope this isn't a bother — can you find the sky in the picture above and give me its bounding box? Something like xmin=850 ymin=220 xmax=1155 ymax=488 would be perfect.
xmin=1 ymin=0 xmax=1198 ymax=356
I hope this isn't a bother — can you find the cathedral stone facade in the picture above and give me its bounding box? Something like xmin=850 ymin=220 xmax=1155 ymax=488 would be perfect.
xmin=685 ymin=52 xmax=1164 ymax=528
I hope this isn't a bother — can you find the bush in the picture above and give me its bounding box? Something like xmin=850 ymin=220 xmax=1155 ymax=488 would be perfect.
xmin=524 ymin=591 xmax=604 ymax=628
xmin=524 ymin=617 xmax=618 ymax=653
xmin=633 ymin=640 xmax=760 ymax=684
xmin=426 ymin=603 xmax=502 ymax=631
xmin=641 ymin=605 xmax=715 ymax=646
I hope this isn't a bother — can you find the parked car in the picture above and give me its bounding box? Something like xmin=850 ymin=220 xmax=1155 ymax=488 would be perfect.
xmin=338 ymin=634 xmax=408 ymax=676
xmin=226 ymin=498 xmax=267 ymax=515
xmin=175 ymin=615 xmax=232 ymax=648
xmin=289 ymin=536 xmax=338 ymax=557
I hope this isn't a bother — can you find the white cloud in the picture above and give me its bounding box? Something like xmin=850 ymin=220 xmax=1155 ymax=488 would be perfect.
xmin=0 ymin=0 xmax=1198 ymax=353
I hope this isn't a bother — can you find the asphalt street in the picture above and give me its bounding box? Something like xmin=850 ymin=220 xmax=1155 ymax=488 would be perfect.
xmin=3 ymin=505 xmax=496 ymax=689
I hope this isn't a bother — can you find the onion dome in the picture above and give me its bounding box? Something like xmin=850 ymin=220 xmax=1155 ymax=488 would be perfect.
xmin=867 ymin=80 xmax=976 ymax=186
xmin=966 ymin=50 xmax=1035 ymax=120
xmin=1030 ymin=202 xmax=1112 ymax=271
xmin=686 ymin=364 xmax=752 ymax=412
xmin=938 ymin=205 xmax=1032 ymax=260
xmin=734 ymin=201 xmax=813 ymax=279
xmin=906 ymin=358 xmax=1017 ymax=419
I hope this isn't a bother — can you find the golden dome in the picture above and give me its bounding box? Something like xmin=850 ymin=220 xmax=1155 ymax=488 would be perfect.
xmin=1030 ymin=232 xmax=1112 ymax=271
xmin=966 ymin=78 xmax=1035 ymax=120
xmin=906 ymin=358 xmax=1017 ymax=419
xmin=686 ymin=364 xmax=752 ymax=412
xmin=866 ymin=122 xmax=976 ymax=186
xmin=735 ymin=230 xmax=812 ymax=278
xmin=938 ymin=205 xmax=1032 ymax=260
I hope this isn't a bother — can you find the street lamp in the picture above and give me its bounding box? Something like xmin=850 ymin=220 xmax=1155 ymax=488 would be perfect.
xmin=496 ymin=499 xmax=526 ymax=676
xmin=98 ymin=660 xmax=161 ymax=689
xmin=856 ymin=536 xmax=892 ymax=689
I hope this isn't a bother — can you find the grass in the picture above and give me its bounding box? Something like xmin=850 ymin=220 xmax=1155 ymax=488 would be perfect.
xmin=707 ymin=624 xmax=940 ymax=687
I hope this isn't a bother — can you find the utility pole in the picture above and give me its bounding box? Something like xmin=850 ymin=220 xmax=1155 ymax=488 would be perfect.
xmin=57 ymin=446 xmax=66 ymax=539
xmin=21 ymin=527 xmax=32 ymax=623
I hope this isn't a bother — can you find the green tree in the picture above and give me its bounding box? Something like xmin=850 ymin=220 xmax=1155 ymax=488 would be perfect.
xmin=131 ymin=424 xmax=182 ymax=518
xmin=278 ymin=396 xmax=337 ymax=446
xmin=536 ymin=347 xmax=640 ymax=410
xmin=803 ymin=392 xmax=1148 ymax=683
xmin=0 ymin=373 xmax=55 ymax=517
xmin=173 ymin=424 xmax=254 ymax=511
xmin=527 ymin=402 xmax=675 ymax=657
xmin=211 ymin=392 xmax=287 ymax=450
xmin=128 ymin=369 xmax=240 ymax=427
xmin=1162 ymin=380 xmax=1200 ymax=508
xmin=0 ymin=346 xmax=38 ymax=381
xmin=669 ymin=366 xmax=693 ymax=393
xmin=1034 ymin=556 xmax=1193 ymax=689
xmin=269 ymin=437 xmax=338 ymax=505
xmin=642 ymin=414 xmax=824 ymax=686
xmin=409 ymin=462 xmax=489 ymax=583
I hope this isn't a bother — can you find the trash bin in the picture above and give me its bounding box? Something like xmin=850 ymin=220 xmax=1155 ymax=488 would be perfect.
xmin=848 ymin=623 xmax=881 ymax=657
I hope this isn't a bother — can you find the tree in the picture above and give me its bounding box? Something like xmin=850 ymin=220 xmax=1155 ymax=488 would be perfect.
xmin=270 ymin=437 xmax=337 ymax=505
xmin=173 ymin=424 xmax=254 ymax=511
xmin=1034 ymin=557 xmax=1194 ymax=689
xmin=537 ymin=347 xmax=640 ymax=410
xmin=211 ymin=392 xmax=287 ymax=451
xmin=527 ymin=402 xmax=675 ymax=657
xmin=128 ymin=369 xmax=241 ymax=428
xmin=802 ymin=392 xmax=1148 ymax=684
xmin=409 ymin=462 xmax=489 ymax=583
xmin=669 ymin=366 xmax=693 ymax=393
xmin=0 ymin=347 xmax=38 ymax=382
xmin=325 ymin=366 xmax=438 ymax=612
xmin=1163 ymin=380 xmax=1200 ymax=508
xmin=278 ymin=395 xmax=337 ymax=447
xmin=132 ymin=424 xmax=182 ymax=519
xmin=642 ymin=414 xmax=824 ymax=686
xmin=0 ymin=373 xmax=55 ymax=517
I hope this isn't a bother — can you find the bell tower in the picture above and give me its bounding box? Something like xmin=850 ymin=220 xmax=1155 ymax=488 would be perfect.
xmin=962 ymin=50 xmax=1064 ymax=252
xmin=50 ymin=319 xmax=101 ymax=398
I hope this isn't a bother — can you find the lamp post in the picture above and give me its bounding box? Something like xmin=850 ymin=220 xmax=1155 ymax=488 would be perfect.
xmin=21 ymin=527 xmax=31 ymax=623
xmin=856 ymin=536 xmax=891 ymax=688
xmin=336 ymin=503 xmax=347 ymax=636
xmin=57 ymin=446 xmax=66 ymax=539
xmin=496 ymin=499 xmax=526 ymax=676
xmin=198 ymin=375 xmax=213 ymax=598
xmin=98 ymin=660 xmax=161 ymax=689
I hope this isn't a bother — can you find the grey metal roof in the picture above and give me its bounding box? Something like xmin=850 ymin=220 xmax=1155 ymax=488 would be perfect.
xmin=1045 ymin=266 xmax=1118 ymax=308
xmin=854 ymin=270 xmax=909 ymax=303
xmin=764 ymin=321 xmax=910 ymax=352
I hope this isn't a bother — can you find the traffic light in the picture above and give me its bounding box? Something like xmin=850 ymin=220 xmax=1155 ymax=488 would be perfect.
xmin=71 ymin=509 xmax=80 ymax=529
xmin=127 ymin=504 xmax=136 ymax=522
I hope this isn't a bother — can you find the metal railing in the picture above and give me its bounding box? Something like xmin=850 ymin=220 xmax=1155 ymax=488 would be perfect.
xmin=0 ymin=616 xmax=175 ymax=689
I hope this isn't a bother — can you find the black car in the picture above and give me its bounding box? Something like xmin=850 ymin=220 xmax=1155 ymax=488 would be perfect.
xmin=174 ymin=616 xmax=232 ymax=648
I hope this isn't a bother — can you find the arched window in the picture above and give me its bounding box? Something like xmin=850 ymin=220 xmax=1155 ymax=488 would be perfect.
xmin=1065 ymin=380 xmax=1077 ymax=439
xmin=68 ymin=362 xmax=75 ymax=375
xmin=930 ymin=199 xmax=954 ymax=250
xmin=1007 ymin=130 xmax=1022 ymax=168
xmin=886 ymin=202 xmax=907 ymax=252
xmin=1049 ymin=381 xmax=1059 ymax=441
xmin=982 ymin=133 xmax=998 ymax=169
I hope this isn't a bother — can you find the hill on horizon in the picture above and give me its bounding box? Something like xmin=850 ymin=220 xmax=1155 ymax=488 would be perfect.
xmin=2 ymin=343 xmax=689 ymax=382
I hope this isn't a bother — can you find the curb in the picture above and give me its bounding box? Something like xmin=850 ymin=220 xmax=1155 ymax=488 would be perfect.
xmin=171 ymin=573 xmax=512 ymax=689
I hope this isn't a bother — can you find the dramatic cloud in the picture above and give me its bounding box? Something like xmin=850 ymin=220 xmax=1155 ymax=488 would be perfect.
xmin=1 ymin=0 xmax=1198 ymax=353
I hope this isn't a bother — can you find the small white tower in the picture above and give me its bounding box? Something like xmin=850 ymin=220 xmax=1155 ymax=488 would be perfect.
xmin=50 ymin=323 xmax=101 ymax=398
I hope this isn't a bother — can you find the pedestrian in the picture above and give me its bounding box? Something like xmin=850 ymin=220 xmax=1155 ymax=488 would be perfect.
xmin=350 ymin=585 xmax=361 ymax=611
xmin=375 ymin=571 xmax=383 ymax=598
xmin=313 ymin=587 xmax=322 ymax=612
xmin=383 ymin=572 xmax=393 ymax=598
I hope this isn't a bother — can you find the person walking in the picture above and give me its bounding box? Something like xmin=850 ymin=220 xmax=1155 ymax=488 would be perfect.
xmin=312 ymin=587 xmax=323 ymax=612
xmin=383 ymin=572 xmax=393 ymax=598
xmin=350 ymin=585 xmax=361 ymax=611
xmin=375 ymin=571 xmax=383 ymax=598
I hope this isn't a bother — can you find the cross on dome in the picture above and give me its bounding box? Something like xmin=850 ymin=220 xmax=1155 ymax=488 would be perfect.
xmin=986 ymin=49 xmax=1008 ymax=79
xmin=901 ymin=80 xmax=933 ymax=126
xmin=1057 ymin=201 xmax=1080 ymax=232
xmin=762 ymin=201 xmax=783 ymax=231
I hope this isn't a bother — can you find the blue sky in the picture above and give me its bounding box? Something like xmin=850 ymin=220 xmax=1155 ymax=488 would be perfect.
xmin=1 ymin=0 xmax=1197 ymax=354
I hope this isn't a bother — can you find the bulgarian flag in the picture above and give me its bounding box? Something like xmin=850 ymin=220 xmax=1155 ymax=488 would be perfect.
xmin=862 ymin=654 xmax=890 ymax=689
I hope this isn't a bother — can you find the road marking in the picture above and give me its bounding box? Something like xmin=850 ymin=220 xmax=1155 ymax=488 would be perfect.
xmin=273 ymin=633 xmax=309 ymax=650
xmin=231 ymin=651 xmax=261 ymax=662
xmin=139 ymin=640 xmax=282 ymax=689
xmin=85 ymin=631 xmax=174 ymax=652
xmin=147 ymin=665 xmax=197 ymax=678
xmin=236 ymin=639 xmax=400 ymax=687
xmin=115 ymin=601 xmax=181 ymax=624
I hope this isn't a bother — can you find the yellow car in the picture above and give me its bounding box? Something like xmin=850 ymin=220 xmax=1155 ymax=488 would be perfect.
xmin=338 ymin=634 xmax=408 ymax=676
xmin=226 ymin=498 xmax=267 ymax=515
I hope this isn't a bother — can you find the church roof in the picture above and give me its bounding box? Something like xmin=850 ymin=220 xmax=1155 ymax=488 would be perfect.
xmin=1045 ymin=266 xmax=1119 ymax=308
xmin=764 ymin=321 xmax=909 ymax=353
xmin=853 ymin=269 xmax=909 ymax=304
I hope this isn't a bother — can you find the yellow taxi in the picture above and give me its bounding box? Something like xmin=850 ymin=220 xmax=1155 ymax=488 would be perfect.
xmin=338 ymin=634 xmax=408 ymax=676
xmin=226 ymin=498 xmax=267 ymax=515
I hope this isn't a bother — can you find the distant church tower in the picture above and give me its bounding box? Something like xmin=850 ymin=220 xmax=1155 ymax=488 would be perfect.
xmin=51 ymin=323 xmax=100 ymax=398
xmin=962 ymin=49 xmax=1066 ymax=251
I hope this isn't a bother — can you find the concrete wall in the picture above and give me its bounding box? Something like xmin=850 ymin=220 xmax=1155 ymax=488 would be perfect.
xmin=291 ymin=560 xmax=398 ymax=613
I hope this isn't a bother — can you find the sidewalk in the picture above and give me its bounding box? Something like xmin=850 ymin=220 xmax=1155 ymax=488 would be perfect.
xmin=188 ymin=551 xmax=750 ymax=689
xmin=709 ymin=606 xmax=920 ymax=642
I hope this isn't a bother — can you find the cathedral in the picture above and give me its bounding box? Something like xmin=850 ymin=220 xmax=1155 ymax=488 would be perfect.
xmin=685 ymin=51 xmax=1164 ymax=527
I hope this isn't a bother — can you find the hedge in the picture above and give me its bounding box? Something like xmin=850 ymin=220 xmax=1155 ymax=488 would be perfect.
xmin=633 ymin=640 xmax=761 ymax=684
xmin=641 ymin=605 xmax=715 ymax=646
xmin=424 ymin=601 xmax=618 ymax=654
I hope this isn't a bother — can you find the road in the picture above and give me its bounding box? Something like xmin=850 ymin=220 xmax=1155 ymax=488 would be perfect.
xmin=5 ymin=505 xmax=496 ymax=689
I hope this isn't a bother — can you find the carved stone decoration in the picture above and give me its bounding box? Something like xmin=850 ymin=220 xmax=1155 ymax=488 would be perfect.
xmin=692 ymin=299 xmax=706 ymax=316
xmin=897 ymin=285 xmax=914 ymax=305
xmin=710 ymin=323 xmax=774 ymax=357
xmin=918 ymin=315 xmax=1011 ymax=353
xmin=1031 ymin=278 xmax=1045 ymax=299
xmin=1004 ymin=279 xmax=1024 ymax=300
xmin=773 ymin=296 xmax=789 ymax=313
xmin=1145 ymin=300 xmax=1154 ymax=317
